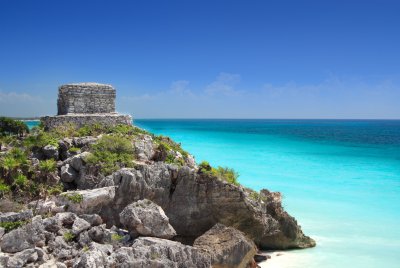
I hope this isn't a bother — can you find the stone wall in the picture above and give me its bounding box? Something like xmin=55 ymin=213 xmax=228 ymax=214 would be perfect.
xmin=57 ymin=83 xmax=116 ymax=115
xmin=41 ymin=114 xmax=132 ymax=131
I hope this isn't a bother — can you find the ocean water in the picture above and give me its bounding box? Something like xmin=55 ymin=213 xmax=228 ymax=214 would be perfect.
xmin=26 ymin=119 xmax=400 ymax=267
xmin=133 ymin=119 xmax=400 ymax=268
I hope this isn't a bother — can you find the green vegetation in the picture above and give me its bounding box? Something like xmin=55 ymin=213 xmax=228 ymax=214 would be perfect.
xmin=0 ymin=220 xmax=28 ymax=232
xmin=76 ymin=123 xmax=149 ymax=137
xmin=111 ymin=233 xmax=124 ymax=242
xmin=83 ymin=245 xmax=89 ymax=252
xmin=68 ymin=147 xmax=80 ymax=153
xmin=86 ymin=135 xmax=134 ymax=175
xmin=39 ymin=159 xmax=57 ymax=173
xmin=14 ymin=173 xmax=28 ymax=188
xmin=24 ymin=130 xmax=59 ymax=150
xmin=198 ymin=161 xmax=240 ymax=186
xmin=47 ymin=184 xmax=64 ymax=195
xmin=0 ymin=117 xmax=29 ymax=137
xmin=63 ymin=231 xmax=75 ymax=242
xmin=0 ymin=180 xmax=11 ymax=196
xmin=64 ymin=193 xmax=83 ymax=203
xmin=154 ymin=135 xmax=188 ymax=158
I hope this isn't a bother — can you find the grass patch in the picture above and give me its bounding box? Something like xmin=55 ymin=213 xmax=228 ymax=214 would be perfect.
xmin=63 ymin=231 xmax=75 ymax=242
xmin=64 ymin=193 xmax=83 ymax=203
xmin=68 ymin=147 xmax=80 ymax=153
xmin=111 ymin=233 xmax=124 ymax=242
xmin=198 ymin=161 xmax=240 ymax=186
xmin=0 ymin=220 xmax=28 ymax=232
xmin=85 ymin=135 xmax=134 ymax=175
xmin=39 ymin=159 xmax=57 ymax=173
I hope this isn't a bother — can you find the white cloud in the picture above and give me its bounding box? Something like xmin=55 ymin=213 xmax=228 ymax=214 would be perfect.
xmin=204 ymin=72 xmax=242 ymax=96
xmin=118 ymin=74 xmax=400 ymax=119
xmin=0 ymin=91 xmax=54 ymax=117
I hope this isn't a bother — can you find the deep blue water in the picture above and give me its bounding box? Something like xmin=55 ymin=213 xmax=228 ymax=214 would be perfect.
xmin=26 ymin=119 xmax=400 ymax=267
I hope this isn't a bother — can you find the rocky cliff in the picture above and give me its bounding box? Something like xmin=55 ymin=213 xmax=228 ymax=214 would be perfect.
xmin=0 ymin=123 xmax=315 ymax=267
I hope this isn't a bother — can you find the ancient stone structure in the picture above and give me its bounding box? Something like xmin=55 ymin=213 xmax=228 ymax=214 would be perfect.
xmin=57 ymin=83 xmax=116 ymax=115
xmin=41 ymin=83 xmax=132 ymax=130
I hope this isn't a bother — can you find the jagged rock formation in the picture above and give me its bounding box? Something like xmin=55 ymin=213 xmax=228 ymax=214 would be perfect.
xmin=0 ymin=125 xmax=315 ymax=267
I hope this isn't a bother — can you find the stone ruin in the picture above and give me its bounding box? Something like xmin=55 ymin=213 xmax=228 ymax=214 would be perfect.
xmin=41 ymin=83 xmax=132 ymax=130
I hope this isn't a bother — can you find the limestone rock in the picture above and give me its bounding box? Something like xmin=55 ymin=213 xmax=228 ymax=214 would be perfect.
xmin=88 ymin=224 xmax=112 ymax=244
xmin=71 ymin=217 xmax=91 ymax=235
xmin=134 ymin=135 xmax=155 ymax=161
xmin=119 ymin=199 xmax=176 ymax=239
xmin=68 ymin=152 xmax=91 ymax=171
xmin=55 ymin=186 xmax=115 ymax=215
xmin=194 ymin=223 xmax=257 ymax=268
xmin=0 ymin=210 xmax=33 ymax=223
xmin=111 ymin=237 xmax=211 ymax=268
xmin=61 ymin=164 xmax=78 ymax=183
xmin=0 ymin=216 xmax=45 ymax=253
xmin=7 ymin=248 xmax=38 ymax=267
xmin=73 ymin=247 xmax=108 ymax=268
xmin=80 ymin=214 xmax=102 ymax=227
xmin=258 ymin=190 xmax=316 ymax=249
xmin=42 ymin=145 xmax=59 ymax=160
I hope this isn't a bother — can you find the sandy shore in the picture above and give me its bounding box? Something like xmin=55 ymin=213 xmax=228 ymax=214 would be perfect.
xmin=258 ymin=250 xmax=312 ymax=268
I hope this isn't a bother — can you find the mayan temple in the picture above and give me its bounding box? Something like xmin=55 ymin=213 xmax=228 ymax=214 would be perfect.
xmin=41 ymin=83 xmax=132 ymax=130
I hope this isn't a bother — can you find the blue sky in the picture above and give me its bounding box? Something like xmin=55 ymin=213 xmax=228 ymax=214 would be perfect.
xmin=0 ymin=0 xmax=399 ymax=118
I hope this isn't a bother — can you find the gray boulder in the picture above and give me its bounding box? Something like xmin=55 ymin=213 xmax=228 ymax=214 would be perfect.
xmin=55 ymin=186 xmax=115 ymax=215
xmin=193 ymin=223 xmax=257 ymax=268
xmin=73 ymin=247 xmax=108 ymax=268
xmin=0 ymin=210 xmax=33 ymax=223
xmin=60 ymin=164 xmax=78 ymax=183
xmin=80 ymin=214 xmax=103 ymax=227
xmin=43 ymin=145 xmax=59 ymax=160
xmin=71 ymin=217 xmax=91 ymax=235
xmin=119 ymin=199 xmax=176 ymax=239
xmin=111 ymin=237 xmax=211 ymax=268
xmin=134 ymin=135 xmax=155 ymax=161
xmin=6 ymin=248 xmax=38 ymax=267
xmin=0 ymin=216 xmax=45 ymax=253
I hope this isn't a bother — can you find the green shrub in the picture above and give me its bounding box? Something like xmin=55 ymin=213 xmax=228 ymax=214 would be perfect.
xmin=0 ymin=220 xmax=28 ymax=232
xmin=51 ymin=123 xmax=78 ymax=138
xmin=47 ymin=184 xmax=64 ymax=195
xmin=68 ymin=147 xmax=80 ymax=153
xmin=63 ymin=231 xmax=75 ymax=242
xmin=86 ymin=135 xmax=134 ymax=175
xmin=154 ymin=136 xmax=189 ymax=159
xmin=198 ymin=161 xmax=240 ymax=186
xmin=111 ymin=233 xmax=124 ymax=242
xmin=64 ymin=193 xmax=83 ymax=203
xmin=212 ymin=167 xmax=240 ymax=186
xmin=39 ymin=159 xmax=57 ymax=173
xmin=14 ymin=173 xmax=28 ymax=188
xmin=0 ymin=180 xmax=11 ymax=195
xmin=198 ymin=161 xmax=212 ymax=173
xmin=8 ymin=148 xmax=28 ymax=165
xmin=0 ymin=117 xmax=29 ymax=136
xmin=24 ymin=130 xmax=59 ymax=149
xmin=1 ymin=156 xmax=20 ymax=173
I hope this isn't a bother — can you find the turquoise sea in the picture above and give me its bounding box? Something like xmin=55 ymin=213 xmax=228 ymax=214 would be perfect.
xmin=27 ymin=119 xmax=400 ymax=267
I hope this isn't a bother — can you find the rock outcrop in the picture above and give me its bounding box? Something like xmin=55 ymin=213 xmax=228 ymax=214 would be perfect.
xmin=194 ymin=223 xmax=257 ymax=268
xmin=0 ymin=124 xmax=315 ymax=267
xmin=119 ymin=199 xmax=176 ymax=239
